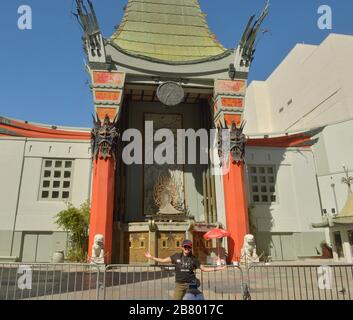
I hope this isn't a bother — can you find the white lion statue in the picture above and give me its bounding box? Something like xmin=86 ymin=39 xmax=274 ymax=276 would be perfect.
xmin=241 ymin=234 xmax=259 ymax=264
xmin=91 ymin=234 xmax=105 ymax=264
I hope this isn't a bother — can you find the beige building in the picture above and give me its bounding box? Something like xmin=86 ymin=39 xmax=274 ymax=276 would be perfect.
xmin=244 ymin=33 xmax=353 ymax=263
xmin=0 ymin=120 xmax=91 ymax=262
xmin=245 ymin=33 xmax=353 ymax=134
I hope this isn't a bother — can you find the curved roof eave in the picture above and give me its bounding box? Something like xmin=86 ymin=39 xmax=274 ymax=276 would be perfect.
xmin=108 ymin=39 xmax=233 ymax=66
xmin=0 ymin=115 xmax=91 ymax=141
xmin=105 ymin=40 xmax=235 ymax=79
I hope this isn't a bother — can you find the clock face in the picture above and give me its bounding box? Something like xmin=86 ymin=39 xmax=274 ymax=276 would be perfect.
xmin=157 ymin=82 xmax=185 ymax=106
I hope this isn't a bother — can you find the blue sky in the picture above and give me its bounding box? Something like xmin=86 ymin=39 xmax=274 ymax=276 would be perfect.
xmin=0 ymin=0 xmax=352 ymax=127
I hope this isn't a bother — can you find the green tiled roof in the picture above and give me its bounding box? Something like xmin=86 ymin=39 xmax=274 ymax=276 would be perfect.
xmin=111 ymin=0 xmax=228 ymax=63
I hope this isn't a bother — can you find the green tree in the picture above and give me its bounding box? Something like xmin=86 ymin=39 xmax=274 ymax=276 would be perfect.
xmin=55 ymin=201 xmax=90 ymax=262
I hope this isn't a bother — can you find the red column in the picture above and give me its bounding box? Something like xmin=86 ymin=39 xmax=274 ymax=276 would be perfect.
xmin=213 ymin=79 xmax=249 ymax=263
xmin=223 ymin=161 xmax=249 ymax=263
xmin=88 ymin=156 xmax=116 ymax=264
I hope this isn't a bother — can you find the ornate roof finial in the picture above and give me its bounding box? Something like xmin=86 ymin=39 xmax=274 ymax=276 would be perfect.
xmin=74 ymin=0 xmax=107 ymax=64
xmin=235 ymin=1 xmax=270 ymax=71
xmin=342 ymin=165 xmax=353 ymax=188
xmin=333 ymin=165 xmax=353 ymax=222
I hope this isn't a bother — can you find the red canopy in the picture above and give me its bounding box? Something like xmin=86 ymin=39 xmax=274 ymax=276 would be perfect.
xmin=203 ymin=228 xmax=231 ymax=240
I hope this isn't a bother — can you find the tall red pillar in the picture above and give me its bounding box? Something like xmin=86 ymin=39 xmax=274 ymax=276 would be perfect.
xmin=88 ymin=157 xmax=116 ymax=264
xmin=88 ymin=70 xmax=126 ymax=264
xmin=213 ymin=79 xmax=249 ymax=263
xmin=223 ymin=161 xmax=249 ymax=263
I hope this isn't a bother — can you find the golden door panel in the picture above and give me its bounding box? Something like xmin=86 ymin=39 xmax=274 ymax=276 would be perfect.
xmin=157 ymin=232 xmax=185 ymax=259
xmin=193 ymin=233 xmax=210 ymax=264
xmin=124 ymin=232 xmax=149 ymax=264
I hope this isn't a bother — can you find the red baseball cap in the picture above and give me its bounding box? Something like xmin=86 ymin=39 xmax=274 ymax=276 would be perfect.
xmin=182 ymin=240 xmax=193 ymax=248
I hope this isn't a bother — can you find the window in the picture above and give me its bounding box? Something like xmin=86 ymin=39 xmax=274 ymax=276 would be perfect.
xmin=39 ymin=159 xmax=74 ymax=201
xmin=248 ymin=165 xmax=277 ymax=204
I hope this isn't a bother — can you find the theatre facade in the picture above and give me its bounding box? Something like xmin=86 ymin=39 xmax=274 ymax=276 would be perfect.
xmin=1 ymin=1 xmax=353 ymax=264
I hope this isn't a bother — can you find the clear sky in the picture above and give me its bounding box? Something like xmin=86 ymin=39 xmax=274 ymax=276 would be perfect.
xmin=0 ymin=0 xmax=352 ymax=127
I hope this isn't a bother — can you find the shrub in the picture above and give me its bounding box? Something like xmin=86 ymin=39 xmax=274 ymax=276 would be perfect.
xmin=55 ymin=201 xmax=90 ymax=262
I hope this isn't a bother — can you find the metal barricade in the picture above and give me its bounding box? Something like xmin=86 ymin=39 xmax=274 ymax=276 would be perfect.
xmin=246 ymin=264 xmax=353 ymax=300
xmin=0 ymin=263 xmax=100 ymax=300
xmin=1 ymin=262 xmax=353 ymax=300
xmin=99 ymin=264 xmax=244 ymax=301
xmin=100 ymin=264 xmax=176 ymax=300
xmin=200 ymin=265 xmax=244 ymax=300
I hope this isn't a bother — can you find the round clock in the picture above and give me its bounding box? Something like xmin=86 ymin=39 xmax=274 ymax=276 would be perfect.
xmin=157 ymin=82 xmax=185 ymax=107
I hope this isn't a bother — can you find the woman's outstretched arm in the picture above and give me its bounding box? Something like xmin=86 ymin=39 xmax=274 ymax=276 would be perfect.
xmin=144 ymin=252 xmax=172 ymax=264
xmin=200 ymin=265 xmax=227 ymax=272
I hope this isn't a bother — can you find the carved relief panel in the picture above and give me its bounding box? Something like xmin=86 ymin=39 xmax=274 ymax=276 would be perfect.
xmin=144 ymin=113 xmax=185 ymax=215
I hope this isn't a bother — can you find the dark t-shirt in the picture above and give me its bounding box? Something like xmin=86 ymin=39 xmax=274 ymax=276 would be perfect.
xmin=170 ymin=253 xmax=201 ymax=283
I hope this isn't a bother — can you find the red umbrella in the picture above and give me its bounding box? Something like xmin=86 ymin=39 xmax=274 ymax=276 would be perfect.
xmin=203 ymin=228 xmax=231 ymax=265
xmin=203 ymin=228 xmax=231 ymax=240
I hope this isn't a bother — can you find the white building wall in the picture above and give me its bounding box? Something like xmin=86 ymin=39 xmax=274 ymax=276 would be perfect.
xmin=0 ymin=139 xmax=26 ymax=257
xmin=246 ymin=147 xmax=322 ymax=233
xmin=0 ymin=139 xmax=25 ymax=231
xmin=243 ymin=34 xmax=353 ymax=260
xmin=243 ymin=81 xmax=273 ymax=134
xmin=245 ymin=34 xmax=353 ymax=135
xmin=15 ymin=140 xmax=92 ymax=231
xmin=0 ymin=137 xmax=91 ymax=261
xmin=314 ymin=119 xmax=353 ymax=217
xmin=329 ymin=35 xmax=353 ymax=120
xmin=245 ymin=147 xmax=324 ymax=260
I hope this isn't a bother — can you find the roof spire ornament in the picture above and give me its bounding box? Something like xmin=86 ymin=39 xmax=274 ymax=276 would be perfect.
xmin=74 ymin=0 xmax=107 ymax=64
xmin=333 ymin=165 xmax=353 ymax=223
xmin=342 ymin=165 xmax=353 ymax=188
xmin=234 ymin=1 xmax=270 ymax=72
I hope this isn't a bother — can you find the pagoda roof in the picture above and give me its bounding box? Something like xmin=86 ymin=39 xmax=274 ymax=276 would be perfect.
xmin=111 ymin=0 xmax=229 ymax=63
xmin=333 ymin=188 xmax=353 ymax=225
xmin=312 ymin=178 xmax=353 ymax=228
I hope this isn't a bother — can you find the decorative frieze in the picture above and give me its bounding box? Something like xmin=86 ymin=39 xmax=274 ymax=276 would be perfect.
xmin=213 ymin=79 xmax=246 ymax=126
xmin=214 ymin=79 xmax=246 ymax=96
xmin=92 ymin=71 xmax=125 ymax=87
xmin=90 ymin=70 xmax=126 ymax=121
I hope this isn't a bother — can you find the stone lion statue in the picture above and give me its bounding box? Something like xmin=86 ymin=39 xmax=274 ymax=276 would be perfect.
xmin=91 ymin=234 xmax=105 ymax=264
xmin=241 ymin=234 xmax=259 ymax=264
